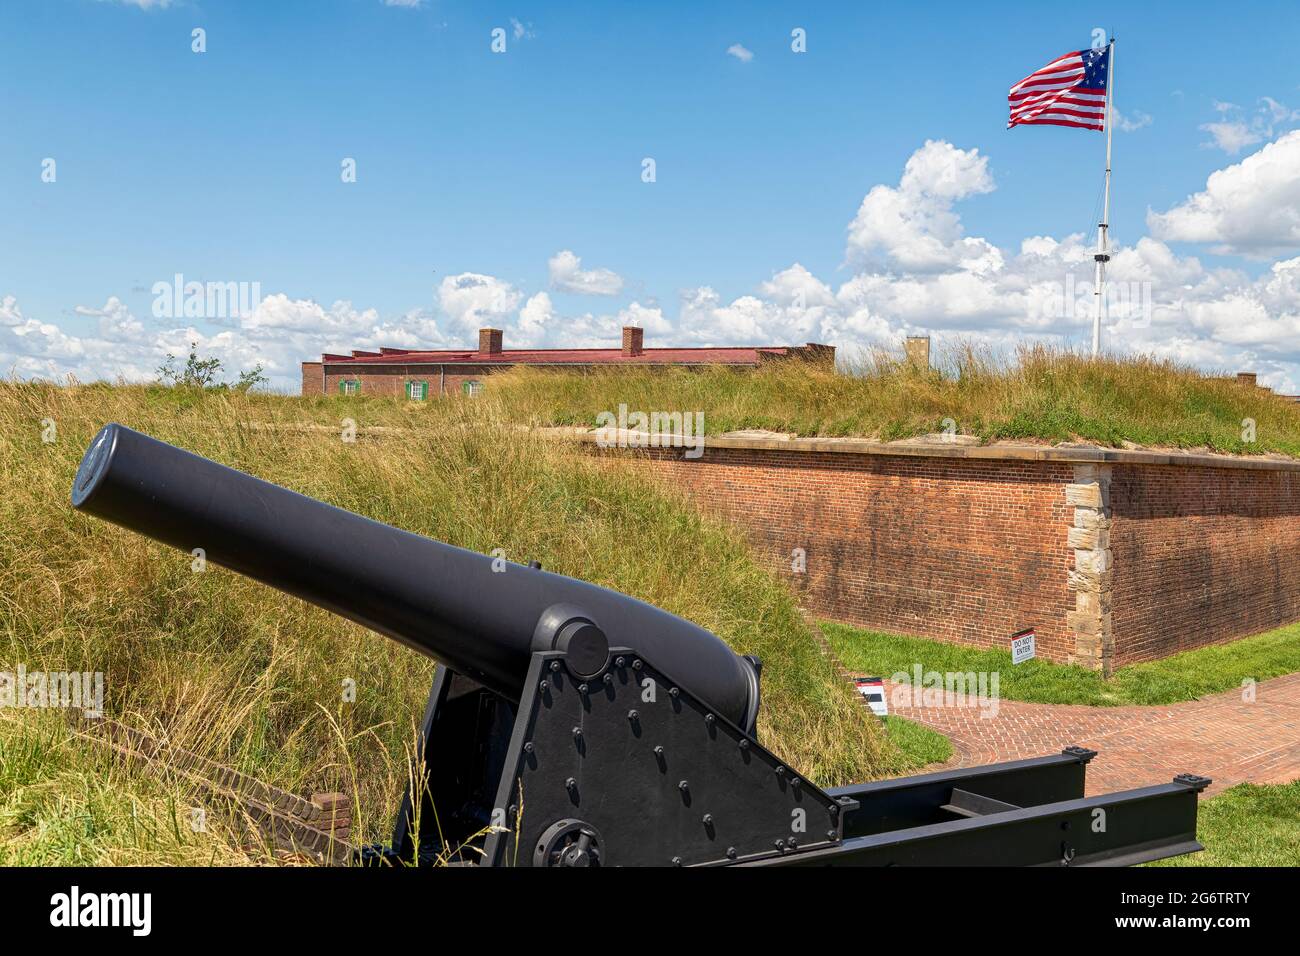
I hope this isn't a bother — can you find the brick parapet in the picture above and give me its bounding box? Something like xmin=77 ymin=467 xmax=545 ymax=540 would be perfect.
xmin=568 ymin=431 xmax=1300 ymax=666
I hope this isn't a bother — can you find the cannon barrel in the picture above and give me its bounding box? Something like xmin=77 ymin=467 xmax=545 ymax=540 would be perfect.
xmin=70 ymin=423 xmax=760 ymax=730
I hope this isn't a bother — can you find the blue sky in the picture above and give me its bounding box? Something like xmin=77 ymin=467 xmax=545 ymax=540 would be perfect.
xmin=2 ymin=0 xmax=1299 ymax=390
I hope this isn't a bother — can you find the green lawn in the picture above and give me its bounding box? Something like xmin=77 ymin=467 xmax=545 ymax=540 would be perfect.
xmin=1151 ymin=780 xmax=1300 ymax=867
xmin=822 ymin=620 xmax=1300 ymax=706
xmin=880 ymin=716 xmax=954 ymax=768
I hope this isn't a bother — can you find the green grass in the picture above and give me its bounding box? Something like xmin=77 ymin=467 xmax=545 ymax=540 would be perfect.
xmin=0 ymin=712 xmax=261 ymax=866
xmin=0 ymin=381 xmax=915 ymax=865
xmin=1152 ymin=780 xmax=1300 ymax=867
xmin=880 ymin=716 xmax=953 ymax=768
xmin=485 ymin=344 xmax=1300 ymax=457
xmin=821 ymin=620 xmax=1300 ymax=706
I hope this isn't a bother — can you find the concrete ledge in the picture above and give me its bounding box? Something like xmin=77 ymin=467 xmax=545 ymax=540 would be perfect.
xmin=560 ymin=428 xmax=1300 ymax=472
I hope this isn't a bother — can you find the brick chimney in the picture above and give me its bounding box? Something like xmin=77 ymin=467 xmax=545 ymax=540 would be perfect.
xmin=478 ymin=328 xmax=503 ymax=356
xmin=1236 ymin=371 xmax=1258 ymax=387
xmin=905 ymin=335 xmax=931 ymax=370
xmin=622 ymin=325 xmax=644 ymax=357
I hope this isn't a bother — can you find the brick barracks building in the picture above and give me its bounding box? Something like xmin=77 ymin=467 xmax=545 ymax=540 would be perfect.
xmin=301 ymin=326 xmax=834 ymax=398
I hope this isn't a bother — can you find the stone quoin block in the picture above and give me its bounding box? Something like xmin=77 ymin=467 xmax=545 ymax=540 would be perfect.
xmin=1064 ymin=482 xmax=1107 ymax=508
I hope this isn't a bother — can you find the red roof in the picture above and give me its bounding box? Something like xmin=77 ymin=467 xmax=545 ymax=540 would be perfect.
xmin=318 ymin=346 xmax=800 ymax=366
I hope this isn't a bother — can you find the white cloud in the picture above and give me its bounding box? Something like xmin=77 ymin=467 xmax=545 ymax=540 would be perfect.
xmin=1 ymin=290 xmax=463 ymax=391
xmin=548 ymin=250 xmax=624 ymax=296
xmin=1112 ymin=107 xmax=1153 ymax=133
xmin=760 ymin=264 xmax=835 ymax=309
xmin=510 ymin=17 xmax=535 ymax=40
xmin=616 ymin=301 xmax=671 ymax=334
xmin=102 ymin=0 xmax=174 ymax=9
xmin=847 ymin=140 xmax=998 ymax=273
xmin=0 ymin=281 xmax=680 ymax=390
xmin=514 ymin=292 xmax=556 ymax=347
xmin=514 ymin=296 xmax=669 ymax=349
xmin=437 ymin=272 xmax=523 ymax=335
xmin=1 ymin=295 xmax=156 ymax=384
xmin=11 ymin=134 xmax=1300 ymax=395
xmin=75 ymin=296 xmax=145 ymax=341
xmin=383 ymin=0 xmax=423 ymax=7
xmin=0 ymin=296 xmax=21 ymax=328
xmin=726 ymin=44 xmax=754 ymax=63
xmin=1148 ymin=129 xmax=1300 ymax=258
xmin=1200 ymin=121 xmax=1263 ymax=154
xmin=1199 ymin=97 xmax=1299 ymax=153
xmin=676 ymin=272 xmax=834 ymax=348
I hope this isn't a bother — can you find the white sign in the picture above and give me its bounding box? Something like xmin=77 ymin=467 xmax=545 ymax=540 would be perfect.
xmin=854 ymin=677 xmax=888 ymax=717
xmin=1011 ymin=629 xmax=1036 ymax=665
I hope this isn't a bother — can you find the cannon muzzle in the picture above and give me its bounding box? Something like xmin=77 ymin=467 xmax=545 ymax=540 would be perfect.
xmin=71 ymin=423 xmax=760 ymax=731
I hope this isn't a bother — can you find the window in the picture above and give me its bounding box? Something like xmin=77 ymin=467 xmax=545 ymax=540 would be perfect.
xmin=462 ymin=380 xmax=484 ymax=397
xmin=406 ymin=380 xmax=428 ymax=401
xmin=339 ymin=379 xmax=361 ymax=396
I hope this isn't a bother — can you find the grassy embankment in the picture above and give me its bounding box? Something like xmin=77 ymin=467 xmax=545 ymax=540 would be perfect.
xmin=489 ymin=344 xmax=1300 ymax=455
xmin=0 ymin=382 xmax=915 ymax=865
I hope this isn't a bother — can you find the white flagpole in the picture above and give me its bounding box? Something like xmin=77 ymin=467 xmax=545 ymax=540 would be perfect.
xmin=1091 ymin=37 xmax=1115 ymax=357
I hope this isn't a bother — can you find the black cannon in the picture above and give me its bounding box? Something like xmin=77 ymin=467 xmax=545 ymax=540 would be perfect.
xmin=71 ymin=423 xmax=1210 ymax=866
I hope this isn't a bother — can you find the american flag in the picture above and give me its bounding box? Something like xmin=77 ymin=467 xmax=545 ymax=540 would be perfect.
xmin=1008 ymin=46 xmax=1109 ymax=131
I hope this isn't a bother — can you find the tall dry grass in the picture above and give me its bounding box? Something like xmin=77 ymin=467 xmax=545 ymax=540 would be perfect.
xmin=488 ymin=344 xmax=1300 ymax=455
xmin=0 ymin=381 xmax=901 ymax=864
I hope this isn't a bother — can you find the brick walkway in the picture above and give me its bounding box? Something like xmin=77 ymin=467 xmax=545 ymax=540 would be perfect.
xmin=878 ymin=673 xmax=1300 ymax=796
